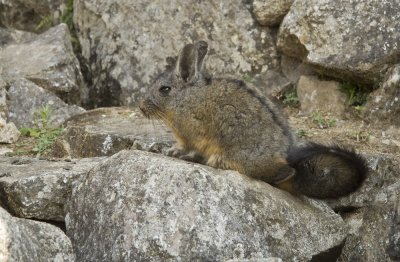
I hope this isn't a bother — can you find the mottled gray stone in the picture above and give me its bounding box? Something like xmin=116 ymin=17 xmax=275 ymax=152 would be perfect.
xmin=66 ymin=150 xmax=347 ymax=261
xmin=280 ymin=55 xmax=315 ymax=84
xmin=0 ymin=77 xmax=7 ymax=117
xmin=0 ymin=24 xmax=87 ymax=105
xmin=74 ymin=0 xmax=288 ymax=107
xmin=277 ymin=0 xmax=400 ymax=85
xmin=338 ymin=203 xmax=400 ymax=261
xmin=0 ymin=156 xmax=104 ymax=221
xmin=253 ymin=0 xmax=294 ymax=26
xmin=0 ymin=116 xmax=20 ymax=144
xmin=0 ymin=0 xmax=68 ymax=33
xmin=297 ymin=75 xmax=347 ymax=116
xmin=0 ymin=207 xmax=74 ymax=262
xmin=364 ymin=64 xmax=400 ymax=126
xmin=7 ymin=78 xmax=85 ymax=128
xmin=51 ymin=107 xmax=174 ymax=158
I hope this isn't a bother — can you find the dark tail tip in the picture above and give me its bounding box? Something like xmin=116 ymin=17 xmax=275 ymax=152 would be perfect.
xmin=287 ymin=142 xmax=369 ymax=199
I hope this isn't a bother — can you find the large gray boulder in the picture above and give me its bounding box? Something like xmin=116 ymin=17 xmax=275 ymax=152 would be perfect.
xmin=0 ymin=206 xmax=74 ymax=261
xmin=0 ymin=156 xmax=104 ymax=221
xmin=0 ymin=24 xmax=87 ymax=105
xmin=7 ymin=78 xmax=84 ymax=128
xmin=277 ymin=0 xmax=400 ymax=85
xmin=51 ymin=107 xmax=174 ymax=158
xmin=66 ymin=150 xmax=347 ymax=261
xmin=339 ymin=203 xmax=400 ymax=261
xmin=0 ymin=0 xmax=68 ymax=32
xmin=73 ymin=0 xmax=289 ymax=107
xmin=364 ymin=64 xmax=400 ymax=127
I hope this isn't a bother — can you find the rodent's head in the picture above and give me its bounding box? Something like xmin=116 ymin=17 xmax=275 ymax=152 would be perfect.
xmin=139 ymin=41 xmax=209 ymax=120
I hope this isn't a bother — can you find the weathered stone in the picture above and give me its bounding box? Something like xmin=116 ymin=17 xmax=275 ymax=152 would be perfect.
xmin=364 ymin=64 xmax=400 ymax=126
xmin=7 ymin=78 xmax=85 ymax=128
xmin=253 ymin=0 xmax=294 ymax=26
xmin=0 ymin=148 xmax=13 ymax=156
xmin=277 ymin=0 xmax=400 ymax=85
xmin=0 ymin=116 xmax=20 ymax=144
xmin=74 ymin=0 xmax=287 ymax=107
xmin=66 ymin=150 xmax=347 ymax=261
xmin=338 ymin=203 xmax=400 ymax=261
xmin=280 ymin=55 xmax=315 ymax=84
xmin=51 ymin=107 xmax=174 ymax=158
xmin=0 ymin=0 xmax=68 ymax=33
xmin=0 ymin=77 xmax=7 ymax=117
xmin=0 ymin=24 xmax=87 ymax=105
xmin=0 ymin=206 xmax=74 ymax=261
xmin=0 ymin=156 xmax=104 ymax=221
xmin=327 ymin=155 xmax=400 ymax=211
xmin=297 ymin=75 xmax=347 ymax=116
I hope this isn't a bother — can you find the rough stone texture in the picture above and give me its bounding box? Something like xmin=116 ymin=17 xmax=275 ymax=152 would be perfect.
xmin=327 ymin=155 xmax=400 ymax=211
xmin=253 ymin=0 xmax=294 ymax=26
xmin=0 ymin=27 xmax=36 ymax=46
xmin=0 ymin=156 xmax=104 ymax=221
xmin=297 ymin=75 xmax=347 ymax=116
xmin=277 ymin=0 xmax=400 ymax=85
xmin=364 ymin=64 xmax=400 ymax=126
xmin=338 ymin=203 xmax=400 ymax=261
xmin=0 ymin=0 xmax=68 ymax=33
xmin=51 ymin=107 xmax=174 ymax=158
xmin=7 ymin=78 xmax=85 ymax=128
xmin=66 ymin=150 xmax=347 ymax=261
xmin=0 ymin=116 xmax=20 ymax=144
xmin=0 ymin=207 xmax=74 ymax=261
xmin=0 ymin=24 xmax=88 ymax=105
xmin=280 ymin=55 xmax=315 ymax=84
xmin=0 ymin=77 xmax=7 ymax=118
xmin=74 ymin=0 xmax=289 ymax=107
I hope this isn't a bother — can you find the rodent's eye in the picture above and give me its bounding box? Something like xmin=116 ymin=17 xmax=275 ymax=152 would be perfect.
xmin=159 ymin=85 xmax=171 ymax=96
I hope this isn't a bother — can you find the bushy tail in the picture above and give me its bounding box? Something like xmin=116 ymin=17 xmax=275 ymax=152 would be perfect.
xmin=287 ymin=143 xmax=368 ymax=199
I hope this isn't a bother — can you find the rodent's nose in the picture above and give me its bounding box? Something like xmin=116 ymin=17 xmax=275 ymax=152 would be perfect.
xmin=138 ymin=99 xmax=150 ymax=118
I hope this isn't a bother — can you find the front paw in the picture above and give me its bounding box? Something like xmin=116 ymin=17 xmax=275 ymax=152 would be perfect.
xmin=179 ymin=151 xmax=205 ymax=164
xmin=166 ymin=146 xmax=187 ymax=158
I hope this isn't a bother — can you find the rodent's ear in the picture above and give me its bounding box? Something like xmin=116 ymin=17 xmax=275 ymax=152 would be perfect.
xmin=195 ymin=41 xmax=208 ymax=73
xmin=175 ymin=41 xmax=208 ymax=83
xmin=175 ymin=43 xmax=197 ymax=82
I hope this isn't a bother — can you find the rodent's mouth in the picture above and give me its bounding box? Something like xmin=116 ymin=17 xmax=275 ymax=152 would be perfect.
xmin=139 ymin=99 xmax=160 ymax=120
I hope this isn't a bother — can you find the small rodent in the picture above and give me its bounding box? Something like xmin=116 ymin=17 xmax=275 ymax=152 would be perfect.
xmin=140 ymin=41 xmax=368 ymax=199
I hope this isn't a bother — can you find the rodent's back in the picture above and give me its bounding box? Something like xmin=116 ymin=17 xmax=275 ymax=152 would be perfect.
xmin=171 ymin=78 xmax=294 ymax=162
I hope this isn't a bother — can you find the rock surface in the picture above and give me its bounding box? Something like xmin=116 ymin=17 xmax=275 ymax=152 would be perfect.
xmin=73 ymin=0 xmax=288 ymax=107
xmin=0 ymin=206 xmax=74 ymax=261
xmin=0 ymin=116 xmax=20 ymax=144
xmin=253 ymin=0 xmax=293 ymax=26
xmin=297 ymin=75 xmax=347 ymax=116
xmin=277 ymin=0 xmax=400 ymax=85
xmin=364 ymin=64 xmax=400 ymax=126
xmin=66 ymin=150 xmax=347 ymax=261
xmin=280 ymin=55 xmax=315 ymax=85
xmin=0 ymin=156 xmax=104 ymax=221
xmin=7 ymin=78 xmax=85 ymax=128
xmin=339 ymin=203 xmax=400 ymax=261
xmin=0 ymin=24 xmax=87 ymax=105
xmin=0 ymin=77 xmax=7 ymax=117
xmin=0 ymin=0 xmax=68 ymax=32
xmin=51 ymin=107 xmax=174 ymax=158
